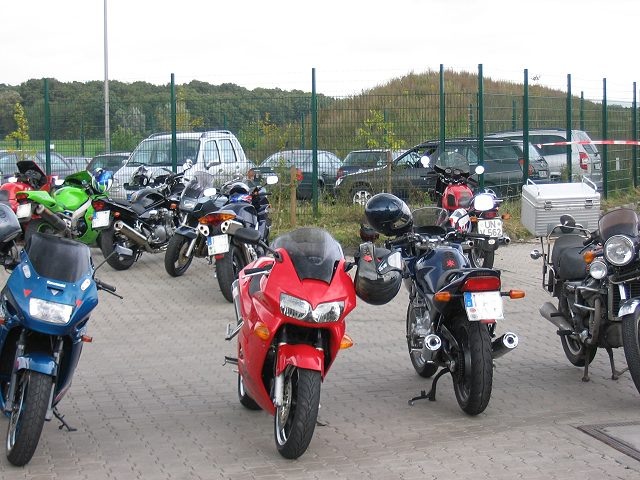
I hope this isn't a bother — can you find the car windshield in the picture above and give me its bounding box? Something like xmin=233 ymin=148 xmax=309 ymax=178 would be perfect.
xmin=271 ymin=227 xmax=343 ymax=283
xmin=128 ymin=139 xmax=200 ymax=167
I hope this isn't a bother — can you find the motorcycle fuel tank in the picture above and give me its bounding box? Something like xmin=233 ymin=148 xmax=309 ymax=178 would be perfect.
xmin=54 ymin=186 xmax=90 ymax=211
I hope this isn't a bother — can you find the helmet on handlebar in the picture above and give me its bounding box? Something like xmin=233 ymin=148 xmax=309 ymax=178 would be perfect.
xmin=354 ymin=242 xmax=402 ymax=305
xmin=91 ymin=168 xmax=113 ymax=193
xmin=364 ymin=193 xmax=412 ymax=236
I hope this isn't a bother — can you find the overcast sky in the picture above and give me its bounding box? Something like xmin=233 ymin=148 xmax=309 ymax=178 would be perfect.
xmin=2 ymin=0 xmax=638 ymax=100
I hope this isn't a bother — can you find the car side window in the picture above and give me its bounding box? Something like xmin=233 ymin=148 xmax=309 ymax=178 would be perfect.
xmin=396 ymin=152 xmax=420 ymax=168
xmin=203 ymin=141 xmax=221 ymax=167
xmin=219 ymin=139 xmax=238 ymax=164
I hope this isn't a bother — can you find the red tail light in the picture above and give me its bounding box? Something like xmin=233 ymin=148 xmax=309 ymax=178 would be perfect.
xmin=579 ymin=152 xmax=589 ymax=170
xmin=199 ymin=212 xmax=236 ymax=226
xmin=519 ymin=158 xmax=535 ymax=175
xmin=461 ymin=276 xmax=501 ymax=292
xmin=92 ymin=200 xmax=106 ymax=211
xmin=16 ymin=193 xmax=29 ymax=203
xmin=482 ymin=211 xmax=497 ymax=219
xmin=296 ymin=169 xmax=303 ymax=182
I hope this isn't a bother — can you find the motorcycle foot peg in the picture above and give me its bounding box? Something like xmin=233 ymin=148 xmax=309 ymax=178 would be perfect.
xmin=556 ymin=329 xmax=573 ymax=336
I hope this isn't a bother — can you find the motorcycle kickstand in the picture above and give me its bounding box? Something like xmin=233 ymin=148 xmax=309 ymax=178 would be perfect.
xmin=581 ymin=346 xmax=595 ymax=382
xmin=53 ymin=408 xmax=77 ymax=432
xmin=606 ymin=347 xmax=629 ymax=380
xmin=408 ymin=367 xmax=450 ymax=406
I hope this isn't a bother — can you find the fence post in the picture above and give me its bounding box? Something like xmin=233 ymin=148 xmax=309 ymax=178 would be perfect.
xmin=290 ymin=166 xmax=297 ymax=227
xmin=477 ymin=64 xmax=484 ymax=190
xmin=566 ymin=74 xmax=572 ymax=182
xmin=633 ymin=82 xmax=637 ymax=188
xmin=44 ymin=79 xmax=51 ymax=175
xmin=602 ymin=78 xmax=608 ymax=198
xmin=170 ymin=73 xmax=177 ymax=173
xmin=523 ymin=69 xmax=529 ymax=185
xmin=311 ymin=68 xmax=318 ymax=217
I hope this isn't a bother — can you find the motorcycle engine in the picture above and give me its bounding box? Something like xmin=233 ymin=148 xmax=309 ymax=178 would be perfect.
xmin=146 ymin=208 xmax=176 ymax=245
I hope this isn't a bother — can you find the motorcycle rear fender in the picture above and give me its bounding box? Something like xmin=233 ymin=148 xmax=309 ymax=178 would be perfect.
xmin=15 ymin=352 xmax=56 ymax=376
xmin=176 ymin=225 xmax=198 ymax=239
xmin=474 ymin=236 xmax=499 ymax=252
xmin=276 ymin=344 xmax=324 ymax=377
xmin=617 ymin=298 xmax=640 ymax=318
xmin=20 ymin=190 xmax=57 ymax=209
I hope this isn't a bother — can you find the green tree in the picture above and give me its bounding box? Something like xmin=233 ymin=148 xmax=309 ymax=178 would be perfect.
xmin=355 ymin=109 xmax=404 ymax=149
xmin=5 ymin=102 xmax=30 ymax=148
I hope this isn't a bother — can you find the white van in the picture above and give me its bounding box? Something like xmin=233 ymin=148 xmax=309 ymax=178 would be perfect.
xmin=487 ymin=129 xmax=602 ymax=189
xmin=109 ymin=130 xmax=253 ymax=201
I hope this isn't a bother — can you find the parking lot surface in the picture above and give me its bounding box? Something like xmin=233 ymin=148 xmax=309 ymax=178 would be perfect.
xmin=0 ymin=241 xmax=639 ymax=479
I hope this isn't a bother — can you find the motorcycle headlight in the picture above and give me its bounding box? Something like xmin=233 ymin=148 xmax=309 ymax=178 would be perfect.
xmin=604 ymin=235 xmax=635 ymax=266
xmin=280 ymin=293 xmax=344 ymax=323
xmin=181 ymin=199 xmax=197 ymax=210
xmin=29 ymin=298 xmax=73 ymax=324
xmin=589 ymin=259 xmax=608 ymax=279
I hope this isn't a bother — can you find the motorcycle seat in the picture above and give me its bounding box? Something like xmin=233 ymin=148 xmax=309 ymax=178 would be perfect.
xmin=552 ymin=235 xmax=589 ymax=280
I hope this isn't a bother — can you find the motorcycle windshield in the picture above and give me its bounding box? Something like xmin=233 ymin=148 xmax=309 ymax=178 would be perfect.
xmin=411 ymin=207 xmax=450 ymax=234
xmin=598 ymin=208 xmax=639 ymax=240
xmin=272 ymin=227 xmax=343 ymax=283
xmin=26 ymin=233 xmax=92 ymax=283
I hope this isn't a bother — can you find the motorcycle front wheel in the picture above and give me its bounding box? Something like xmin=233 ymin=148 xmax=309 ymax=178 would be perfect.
xmin=164 ymin=233 xmax=194 ymax=277
xmin=622 ymin=310 xmax=640 ymax=394
xmin=100 ymin=227 xmax=136 ymax=271
xmin=216 ymin=244 xmax=247 ymax=303
xmin=406 ymin=303 xmax=438 ymax=378
xmin=6 ymin=371 xmax=51 ymax=466
xmin=451 ymin=314 xmax=493 ymax=415
xmin=274 ymin=366 xmax=321 ymax=459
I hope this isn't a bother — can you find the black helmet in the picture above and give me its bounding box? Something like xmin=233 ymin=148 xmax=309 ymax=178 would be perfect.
xmin=364 ymin=193 xmax=413 ymax=236
xmin=354 ymin=242 xmax=403 ymax=305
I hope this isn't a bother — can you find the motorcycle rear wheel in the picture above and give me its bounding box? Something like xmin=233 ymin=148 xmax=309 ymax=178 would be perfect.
xmin=560 ymin=335 xmax=596 ymax=367
xmin=274 ymin=366 xmax=321 ymax=459
xmin=216 ymin=244 xmax=247 ymax=303
xmin=237 ymin=374 xmax=261 ymax=410
xmin=100 ymin=228 xmax=136 ymax=271
xmin=406 ymin=303 xmax=438 ymax=378
xmin=451 ymin=315 xmax=493 ymax=415
xmin=6 ymin=371 xmax=51 ymax=466
xmin=622 ymin=310 xmax=640 ymax=394
xmin=469 ymin=246 xmax=495 ymax=268
xmin=164 ymin=233 xmax=194 ymax=277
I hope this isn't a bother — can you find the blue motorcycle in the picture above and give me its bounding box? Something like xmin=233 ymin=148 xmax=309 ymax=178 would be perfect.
xmin=0 ymin=203 xmax=121 ymax=466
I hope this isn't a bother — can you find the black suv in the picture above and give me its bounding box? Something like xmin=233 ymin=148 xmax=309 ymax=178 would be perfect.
xmin=334 ymin=137 xmax=549 ymax=204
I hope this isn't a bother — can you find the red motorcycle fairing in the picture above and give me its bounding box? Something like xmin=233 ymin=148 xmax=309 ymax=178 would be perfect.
xmin=236 ymin=248 xmax=355 ymax=414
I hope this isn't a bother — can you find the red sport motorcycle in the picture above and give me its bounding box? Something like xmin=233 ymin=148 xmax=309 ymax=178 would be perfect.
xmin=0 ymin=160 xmax=53 ymax=229
xmin=224 ymin=227 xmax=364 ymax=459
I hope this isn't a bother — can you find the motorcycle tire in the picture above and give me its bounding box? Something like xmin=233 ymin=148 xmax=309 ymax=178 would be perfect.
xmin=216 ymin=244 xmax=247 ymax=303
xmin=451 ymin=314 xmax=493 ymax=415
xmin=237 ymin=374 xmax=261 ymax=410
xmin=406 ymin=303 xmax=438 ymax=378
xmin=469 ymin=246 xmax=495 ymax=269
xmin=560 ymin=335 xmax=597 ymax=367
xmin=164 ymin=233 xmax=194 ymax=277
xmin=6 ymin=371 xmax=51 ymax=466
xmin=621 ymin=310 xmax=640 ymax=394
xmin=274 ymin=366 xmax=321 ymax=459
xmin=24 ymin=219 xmax=59 ymax=245
xmin=100 ymin=227 xmax=136 ymax=271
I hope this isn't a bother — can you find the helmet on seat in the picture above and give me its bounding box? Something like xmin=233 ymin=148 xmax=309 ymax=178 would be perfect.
xmin=223 ymin=181 xmax=250 ymax=196
xmin=364 ymin=193 xmax=413 ymax=236
xmin=354 ymin=242 xmax=403 ymax=305
xmin=91 ymin=169 xmax=113 ymax=193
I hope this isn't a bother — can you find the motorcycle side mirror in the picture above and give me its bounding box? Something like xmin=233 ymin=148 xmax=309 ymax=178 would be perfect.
xmin=420 ymin=155 xmax=431 ymax=168
xmin=203 ymin=187 xmax=217 ymax=197
xmin=473 ymin=193 xmax=494 ymax=212
xmin=266 ymin=175 xmax=279 ymax=185
xmin=474 ymin=165 xmax=485 ymax=175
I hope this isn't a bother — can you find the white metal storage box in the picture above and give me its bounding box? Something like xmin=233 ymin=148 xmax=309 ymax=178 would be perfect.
xmin=521 ymin=181 xmax=601 ymax=236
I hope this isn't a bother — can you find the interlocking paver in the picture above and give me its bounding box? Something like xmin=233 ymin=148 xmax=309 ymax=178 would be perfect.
xmin=0 ymin=242 xmax=638 ymax=479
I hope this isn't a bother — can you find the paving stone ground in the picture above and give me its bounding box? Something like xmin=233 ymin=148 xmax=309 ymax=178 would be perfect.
xmin=0 ymin=241 xmax=639 ymax=479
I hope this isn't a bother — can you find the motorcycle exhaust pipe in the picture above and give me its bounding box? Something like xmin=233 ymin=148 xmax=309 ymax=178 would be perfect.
xmin=539 ymin=301 xmax=572 ymax=332
xmin=499 ymin=235 xmax=511 ymax=245
xmin=34 ymin=204 xmax=69 ymax=234
xmin=491 ymin=332 xmax=519 ymax=359
xmin=114 ymin=220 xmax=149 ymax=247
xmin=418 ymin=334 xmax=442 ymax=362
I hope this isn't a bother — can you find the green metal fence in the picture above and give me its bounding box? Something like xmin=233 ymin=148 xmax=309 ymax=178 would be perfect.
xmin=1 ymin=65 xmax=639 ymax=223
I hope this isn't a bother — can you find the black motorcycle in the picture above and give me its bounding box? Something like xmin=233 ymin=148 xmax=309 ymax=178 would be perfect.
xmin=531 ymin=209 xmax=640 ymax=393
xmin=198 ymin=176 xmax=277 ymax=302
xmin=164 ymin=173 xmax=229 ymax=277
xmin=363 ymin=193 xmax=523 ymax=415
xmin=91 ymin=167 xmax=184 ymax=270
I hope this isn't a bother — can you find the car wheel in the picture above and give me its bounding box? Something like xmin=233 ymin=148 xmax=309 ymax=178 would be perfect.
xmin=351 ymin=187 xmax=373 ymax=206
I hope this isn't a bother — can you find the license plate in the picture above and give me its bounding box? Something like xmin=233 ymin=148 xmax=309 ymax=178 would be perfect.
xmin=92 ymin=210 xmax=111 ymax=228
xmin=464 ymin=291 xmax=504 ymax=321
xmin=477 ymin=219 xmax=503 ymax=237
xmin=16 ymin=203 xmax=31 ymax=219
xmin=208 ymin=234 xmax=229 ymax=255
